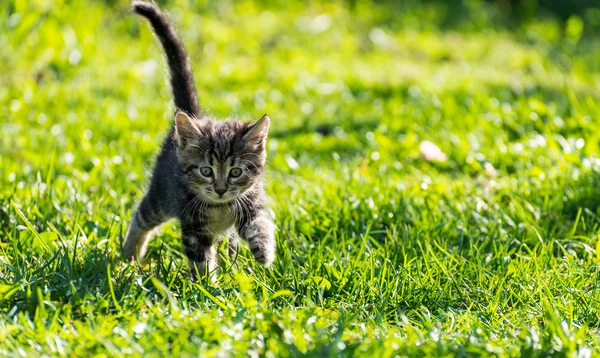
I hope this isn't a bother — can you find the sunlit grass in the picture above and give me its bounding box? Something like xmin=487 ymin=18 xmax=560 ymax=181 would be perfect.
xmin=1 ymin=0 xmax=600 ymax=356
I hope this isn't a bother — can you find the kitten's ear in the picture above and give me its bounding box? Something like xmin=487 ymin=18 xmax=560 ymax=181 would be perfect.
xmin=174 ymin=111 xmax=200 ymax=147
xmin=244 ymin=114 xmax=270 ymax=150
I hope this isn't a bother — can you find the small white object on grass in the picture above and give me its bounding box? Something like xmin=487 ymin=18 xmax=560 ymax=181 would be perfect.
xmin=483 ymin=162 xmax=497 ymax=178
xmin=419 ymin=140 xmax=448 ymax=162
xmin=285 ymin=155 xmax=299 ymax=170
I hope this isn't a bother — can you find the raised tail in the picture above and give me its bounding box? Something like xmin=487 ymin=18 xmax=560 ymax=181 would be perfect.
xmin=132 ymin=1 xmax=201 ymax=117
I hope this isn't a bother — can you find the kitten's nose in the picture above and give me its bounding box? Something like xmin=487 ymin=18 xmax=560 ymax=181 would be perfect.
xmin=215 ymin=187 xmax=227 ymax=197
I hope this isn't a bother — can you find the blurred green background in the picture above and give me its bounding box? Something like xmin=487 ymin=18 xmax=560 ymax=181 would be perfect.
xmin=1 ymin=0 xmax=600 ymax=356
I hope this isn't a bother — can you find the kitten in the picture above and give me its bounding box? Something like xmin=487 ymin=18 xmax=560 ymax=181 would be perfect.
xmin=124 ymin=1 xmax=276 ymax=280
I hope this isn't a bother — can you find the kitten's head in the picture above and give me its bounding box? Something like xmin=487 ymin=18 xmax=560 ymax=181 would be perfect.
xmin=174 ymin=111 xmax=269 ymax=203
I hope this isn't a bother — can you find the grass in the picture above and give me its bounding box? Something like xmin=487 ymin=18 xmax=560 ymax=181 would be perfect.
xmin=1 ymin=0 xmax=600 ymax=356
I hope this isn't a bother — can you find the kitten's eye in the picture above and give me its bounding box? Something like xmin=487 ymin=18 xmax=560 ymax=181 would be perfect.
xmin=229 ymin=168 xmax=242 ymax=178
xmin=199 ymin=166 xmax=213 ymax=177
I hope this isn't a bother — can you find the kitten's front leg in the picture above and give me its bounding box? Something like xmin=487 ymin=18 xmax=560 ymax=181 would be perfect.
xmin=239 ymin=209 xmax=276 ymax=266
xmin=182 ymin=231 xmax=218 ymax=282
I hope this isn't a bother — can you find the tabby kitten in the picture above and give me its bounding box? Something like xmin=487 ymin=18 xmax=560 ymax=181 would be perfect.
xmin=124 ymin=1 xmax=276 ymax=280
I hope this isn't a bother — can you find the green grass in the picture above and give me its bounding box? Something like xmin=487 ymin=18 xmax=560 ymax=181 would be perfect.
xmin=2 ymin=0 xmax=600 ymax=356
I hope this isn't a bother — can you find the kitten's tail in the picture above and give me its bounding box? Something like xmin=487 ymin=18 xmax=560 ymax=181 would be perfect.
xmin=132 ymin=1 xmax=201 ymax=117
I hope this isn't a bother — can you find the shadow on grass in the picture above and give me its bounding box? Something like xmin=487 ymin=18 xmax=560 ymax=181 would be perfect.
xmin=0 ymin=237 xmax=190 ymax=320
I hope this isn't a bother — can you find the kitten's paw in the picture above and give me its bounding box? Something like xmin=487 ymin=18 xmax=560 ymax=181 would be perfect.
xmin=249 ymin=237 xmax=275 ymax=266
xmin=123 ymin=230 xmax=150 ymax=262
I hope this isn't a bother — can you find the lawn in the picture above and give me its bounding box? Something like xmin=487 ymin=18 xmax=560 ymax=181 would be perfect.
xmin=1 ymin=0 xmax=600 ymax=356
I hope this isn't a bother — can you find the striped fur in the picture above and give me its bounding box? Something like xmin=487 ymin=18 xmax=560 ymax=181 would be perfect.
xmin=124 ymin=2 xmax=275 ymax=281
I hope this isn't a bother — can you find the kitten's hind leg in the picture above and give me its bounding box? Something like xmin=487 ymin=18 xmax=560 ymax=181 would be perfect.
xmin=124 ymin=194 xmax=168 ymax=262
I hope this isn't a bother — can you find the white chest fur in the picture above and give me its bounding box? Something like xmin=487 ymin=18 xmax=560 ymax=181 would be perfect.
xmin=204 ymin=205 xmax=236 ymax=236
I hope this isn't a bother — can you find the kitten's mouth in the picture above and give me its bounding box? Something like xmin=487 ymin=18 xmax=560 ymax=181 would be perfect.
xmin=191 ymin=187 xmax=235 ymax=204
xmin=188 ymin=184 xmax=242 ymax=204
xmin=205 ymin=196 xmax=233 ymax=204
